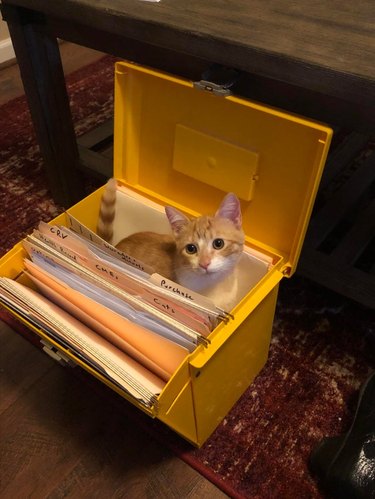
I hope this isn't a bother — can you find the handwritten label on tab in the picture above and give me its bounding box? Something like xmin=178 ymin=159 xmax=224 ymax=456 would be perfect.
xmin=150 ymin=274 xmax=217 ymax=312
xmin=94 ymin=263 xmax=119 ymax=281
xmin=24 ymin=236 xmax=87 ymax=271
xmin=36 ymin=224 xmax=91 ymax=261
xmin=49 ymin=227 xmax=68 ymax=239
xmin=66 ymin=214 xmax=155 ymax=274
xmin=30 ymin=234 xmax=79 ymax=264
xmin=39 ymin=221 xmax=71 ymax=240
xmin=101 ymin=241 xmax=154 ymax=274
xmin=160 ymin=279 xmax=194 ymax=301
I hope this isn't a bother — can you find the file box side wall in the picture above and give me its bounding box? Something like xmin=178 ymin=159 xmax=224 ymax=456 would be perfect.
xmin=189 ymin=285 xmax=279 ymax=446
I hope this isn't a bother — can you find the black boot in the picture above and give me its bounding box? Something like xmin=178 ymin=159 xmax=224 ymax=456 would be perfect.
xmin=309 ymin=371 xmax=375 ymax=498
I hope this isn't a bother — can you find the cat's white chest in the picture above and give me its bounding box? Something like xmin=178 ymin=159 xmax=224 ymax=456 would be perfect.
xmin=177 ymin=267 xmax=239 ymax=312
xmin=202 ymin=271 xmax=239 ymax=311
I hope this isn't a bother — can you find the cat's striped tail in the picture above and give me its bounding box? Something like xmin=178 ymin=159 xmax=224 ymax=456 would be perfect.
xmin=97 ymin=177 xmax=117 ymax=242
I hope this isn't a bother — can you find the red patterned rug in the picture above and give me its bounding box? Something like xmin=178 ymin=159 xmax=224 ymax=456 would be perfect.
xmin=1 ymin=55 xmax=374 ymax=499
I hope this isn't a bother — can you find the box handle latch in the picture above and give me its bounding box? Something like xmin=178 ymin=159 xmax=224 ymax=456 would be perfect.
xmin=41 ymin=339 xmax=75 ymax=367
xmin=193 ymin=64 xmax=240 ymax=96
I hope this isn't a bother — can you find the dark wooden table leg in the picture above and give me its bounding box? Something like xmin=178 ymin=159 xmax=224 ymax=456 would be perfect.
xmin=1 ymin=5 xmax=85 ymax=207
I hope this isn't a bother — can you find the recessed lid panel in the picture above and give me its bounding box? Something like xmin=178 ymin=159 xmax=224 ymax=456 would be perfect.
xmin=113 ymin=61 xmax=332 ymax=274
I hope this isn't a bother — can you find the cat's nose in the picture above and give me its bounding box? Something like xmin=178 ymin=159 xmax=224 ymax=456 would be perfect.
xmin=199 ymin=261 xmax=210 ymax=270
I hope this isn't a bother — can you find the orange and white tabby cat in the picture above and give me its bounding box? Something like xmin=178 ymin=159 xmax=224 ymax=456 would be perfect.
xmin=97 ymin=179 xmax=245 ymax=310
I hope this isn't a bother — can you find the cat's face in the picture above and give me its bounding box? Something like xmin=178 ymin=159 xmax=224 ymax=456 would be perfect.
xmin=175 ymin=215 xmax=244 ymax=275
xmin=165 ymin=194 xmax=244 ymax=286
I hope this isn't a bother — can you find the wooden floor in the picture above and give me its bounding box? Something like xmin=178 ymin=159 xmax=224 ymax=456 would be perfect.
xmin=0 ymin=43 xmax=227 ymax=499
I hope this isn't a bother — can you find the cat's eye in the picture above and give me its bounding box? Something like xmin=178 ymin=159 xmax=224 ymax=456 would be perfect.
xmin=185 ymin=244 xmax=198 ymax=254
xmin=212 ymin=238 xmax=224 ymax=250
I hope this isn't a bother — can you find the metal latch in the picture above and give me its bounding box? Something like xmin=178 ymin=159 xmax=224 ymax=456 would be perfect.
xmin=193 ymin=64 xmax=240 ymax=97
xmin=41 ymin=339 xmax=75 ymax=367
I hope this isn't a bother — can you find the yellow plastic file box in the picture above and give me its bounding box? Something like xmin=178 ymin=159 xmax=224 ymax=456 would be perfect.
xmin=0 ymin=61 xmax=332 ymax=447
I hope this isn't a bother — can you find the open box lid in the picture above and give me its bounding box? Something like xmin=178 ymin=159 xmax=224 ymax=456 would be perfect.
xmin=113 ymin=61 xmax=332 ymax=275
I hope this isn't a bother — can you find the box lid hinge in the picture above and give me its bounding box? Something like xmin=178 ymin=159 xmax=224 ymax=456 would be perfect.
xmin=193 ymin=64 xmax=240 ymax=96
xmin=281 ymin=264 xmax=293 ymax=277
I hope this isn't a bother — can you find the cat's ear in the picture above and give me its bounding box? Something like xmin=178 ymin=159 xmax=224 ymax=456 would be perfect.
xmin=215 ymin=193 xmax=242 ymax=229
xmin=165 ymin=206 xmax=190 ymax=235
